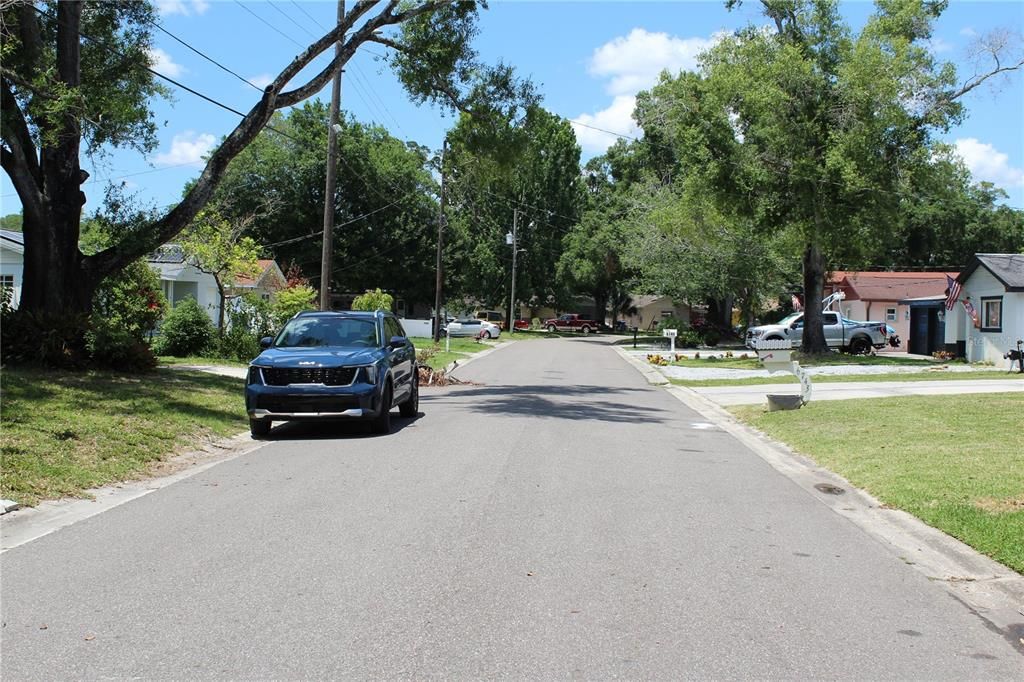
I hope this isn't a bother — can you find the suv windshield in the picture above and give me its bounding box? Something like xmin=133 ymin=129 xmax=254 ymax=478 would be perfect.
xmin=274 ymin=317 xmax=378 ymax=348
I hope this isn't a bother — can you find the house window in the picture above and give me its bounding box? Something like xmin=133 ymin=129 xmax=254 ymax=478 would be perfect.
xmin=885 ymin=307 xmax=897 ymax=322
xmin=0 ymin=274 xmax=14 ymax=306
xmin=981 ymin=297 xmax=1002 ymax=332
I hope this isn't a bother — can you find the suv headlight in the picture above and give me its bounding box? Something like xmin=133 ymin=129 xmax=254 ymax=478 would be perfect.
xmin=358 ymin=365 xmax=377 ymax=384
xmin=248 ymin=366 xmax=266 ymax=385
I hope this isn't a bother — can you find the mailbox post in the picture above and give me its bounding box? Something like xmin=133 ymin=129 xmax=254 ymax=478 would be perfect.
xmin=662 ymin=328 xmax=678 ymax=355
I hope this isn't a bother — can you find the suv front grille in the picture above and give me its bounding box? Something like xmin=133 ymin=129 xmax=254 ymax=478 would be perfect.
xmin=261 ymin=366 xmax=358 ymax=386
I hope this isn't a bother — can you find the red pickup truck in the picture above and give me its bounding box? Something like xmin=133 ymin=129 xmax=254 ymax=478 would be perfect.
xmin=544 ymin=313 xmax=599 ymax=334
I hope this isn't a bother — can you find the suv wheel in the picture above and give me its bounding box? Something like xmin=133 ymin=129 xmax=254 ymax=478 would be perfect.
xmin=399 ymin=375 xmax=419 ymax=418
xmin=250 ymin=418 xmax=272 ymax=439
xmin=372 ymin=384 xmax=392 ymax=434
xmin=581 ymin=325 xmax=591 ymax=334
xmin=547 ymin=324 xmax=557 ymax=333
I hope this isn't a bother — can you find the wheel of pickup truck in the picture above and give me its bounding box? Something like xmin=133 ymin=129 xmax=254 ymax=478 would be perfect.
xmin=547 ymin=324 xmax=557 ymax=333
xmin=849 ymin=336 xmax=871 ymax=355
xmin=581 ymin=325 xmax=591 ymax=334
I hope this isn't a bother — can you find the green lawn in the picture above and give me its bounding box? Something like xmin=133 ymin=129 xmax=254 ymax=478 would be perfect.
xmin=659 ymin=353 xmax=943 ymax=370
xmin=158 ymin=355 xmax=248 ymax=368
xmin=411 ymin=336 xmax=496 ymax=371
xmin=1 ymin=368 xmax=248 ymax=506
xmin=731 ymin=394 xmax=1024 ymax=573
xmin=669 ymin=371 xmax=1022 ymax=387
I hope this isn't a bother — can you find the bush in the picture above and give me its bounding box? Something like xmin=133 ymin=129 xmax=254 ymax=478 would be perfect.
xmin=0 ymin=309 xmax=90 ymax=369
xmin=656 ymin=316 xmax=688 ymax=334
xmin=153 ymin=296 xmax=214 ymax=357
xmin=271 ymin=285 xmax=317 ymax=327
xmin=351 ymin=288 xmax=393 ymax=312
xmin=214 ymin=294 xmax=274 ymax=362
xmin=92 ymin=259 xmax=167 ymax=340
xmin=87 ymin=319 xmax=157 ymax=371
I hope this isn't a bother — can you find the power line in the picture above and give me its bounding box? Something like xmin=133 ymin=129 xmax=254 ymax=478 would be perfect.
xmin=233 ymin=0 xmax=306 ymax=49
xmin=149 ymin=21 xmax=263 ymax=92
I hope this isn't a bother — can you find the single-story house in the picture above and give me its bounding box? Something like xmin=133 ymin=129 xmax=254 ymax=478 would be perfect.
xmin=0 ymin=229 xmax=24 ymax=308
xmin=618 ymin=294 xmax=692 ymax=331
xmin=943 ymin=253 xmax=1024 ymax=368
xmin=148 ymin=245 xmax=286 ymax=328
xmin=827 ymin=271 xmax=957 ymax=353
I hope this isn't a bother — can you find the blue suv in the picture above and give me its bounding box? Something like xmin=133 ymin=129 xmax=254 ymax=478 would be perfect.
xmin=245 ymin=311 xmax=418 ymax=437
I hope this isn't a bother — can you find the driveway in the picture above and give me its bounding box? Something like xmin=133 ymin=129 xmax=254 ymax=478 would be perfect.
xmin=1 ymin=337 xmax=1021 ymax=678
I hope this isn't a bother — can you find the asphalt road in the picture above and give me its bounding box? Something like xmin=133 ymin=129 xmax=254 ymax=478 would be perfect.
xmin=1 ymin=337 xmax=1021 ymax=679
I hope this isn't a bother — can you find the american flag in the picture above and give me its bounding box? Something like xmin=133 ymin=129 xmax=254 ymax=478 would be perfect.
xmin=944 ymin=275 xmax=961 ymax=310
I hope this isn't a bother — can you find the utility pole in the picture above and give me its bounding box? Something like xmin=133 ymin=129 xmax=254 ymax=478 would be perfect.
xmin=508 ymin=208 xmax=519 ymax=335
xmin=433 ymin=138 xmax=448 ymax=342
xmin=319 ymin=0 xmax=345 ymax=311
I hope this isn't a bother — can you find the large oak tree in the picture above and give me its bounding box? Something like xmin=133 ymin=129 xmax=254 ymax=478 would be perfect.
xmin=1 ymin=0 xmax=522 ymax=318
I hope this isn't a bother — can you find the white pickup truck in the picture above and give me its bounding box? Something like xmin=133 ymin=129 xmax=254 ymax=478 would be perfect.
xmin=745 ymin=310 xmax=889 ymax=355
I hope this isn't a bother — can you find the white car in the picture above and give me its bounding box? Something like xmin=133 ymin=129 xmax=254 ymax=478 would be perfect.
xmin=445 ymin=319 xmax=502 ymax=339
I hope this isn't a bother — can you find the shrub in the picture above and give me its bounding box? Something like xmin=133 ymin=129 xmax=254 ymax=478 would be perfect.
xmin=656 ymin=316 xmax=687 ymax=334
xmin=214 ymin=294 xmax=274 ymax=362
xmin=351 ymin=288 xmax=393 ymax=312
xmin=92 ymin=259 xmax=167 ymax=341
xmin=153 ymin=296 xmax=214 ymax=357
xmin=87 ymin=319 xmax=157 ymax=371
xmin=677 ymin=329 xmax=702 ymax=348
xmin=0 ymin=309 xmax=90 ymax=369
xmin=271 ymin=285 xmax=317 ymax=327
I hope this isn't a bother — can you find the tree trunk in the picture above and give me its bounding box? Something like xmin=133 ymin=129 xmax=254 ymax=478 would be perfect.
xmin=18 ymin=1 xmax=95 ymax=317
xmin=593 ymin=291 xmax=608 ymax=326
xmin=800 ymin=241 xmax=828 ymax=354
xmin=215 ymin=276 xmax=226 ymax=336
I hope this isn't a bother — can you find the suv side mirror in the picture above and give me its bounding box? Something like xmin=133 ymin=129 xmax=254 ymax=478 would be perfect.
xmin=259 ymin=336 xmax=274 ymax=349
xmin=389 ymin=335 xmax=407 ymax=349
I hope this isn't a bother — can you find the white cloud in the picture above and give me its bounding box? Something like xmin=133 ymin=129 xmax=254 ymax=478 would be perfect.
xmin=928 ymin=37 xmax=953 ymax=54
xmin=247 ymin=73 xmax=274 ymax=89
xmin=156 ymin=0 xmax=210 ymax=16
xmin=954 ymin=138 xmax=1024 ymax=189
xmin=588 ymin=28 xmax=722 ymax=96
xmin=572 ymin=95 xmax=641 ymax=154
xmin=147 ymin=47 xmax=185 ymax=78
xmin=574 ymin=28 xmax=722 ymax=153
xmin=154 ymin=131 xmax=216 ymax=167
xmin=960 ymin=26 xmax=978 ymax=38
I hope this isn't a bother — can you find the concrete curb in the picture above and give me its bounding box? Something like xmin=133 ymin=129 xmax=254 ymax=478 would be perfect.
xmin=614 ymin=344 xmax=1024 ymax=643
xmin=612 ymin=345 xmax=669 ymax=385
xmin=0 ymin=432 xmax=268 ymax=553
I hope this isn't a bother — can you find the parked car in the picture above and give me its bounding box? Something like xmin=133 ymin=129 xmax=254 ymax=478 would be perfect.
xmin=445 ymin=319 xmax=502 ymax=338
xmin=475 ymin=310 xmax=506 ymax=329
xmin=543 ymin=313 xmax=600 ymax=334
xmin=245 ymin=311 xmax=418 ymax=438
xmin=745 ymin=311 xmax=888 ymax=354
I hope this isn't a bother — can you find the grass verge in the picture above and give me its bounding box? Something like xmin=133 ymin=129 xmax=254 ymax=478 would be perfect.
xmin=411 ymin=336 xmax=496 ymax=371
xmin=731 ymin=393 xmax=1024 ymax=573
xmin=669 ymin=371 xmax=1022 ymax=387
xmin=1 ymin=367 xmax=247 ymax=506
xmin=158 ymin=355 xmax=248 ymax=368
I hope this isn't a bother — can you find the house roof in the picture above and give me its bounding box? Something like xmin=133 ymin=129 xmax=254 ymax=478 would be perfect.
xmin=958 ymin=253 xmax=1024 ymax=291
xmin=234 ymin=260 xmax=281 ymax=287
xmin=1 ymin=229 xmax=24 ymax=252
xmin=148 ymin=244 xmax=186 ymax=264
xmin=829 ymin=271 xmax=957 ymax=302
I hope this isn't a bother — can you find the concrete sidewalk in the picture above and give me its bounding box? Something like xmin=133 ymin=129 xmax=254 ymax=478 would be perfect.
xmin=691 ymin=378 xmax=1024 ymax=406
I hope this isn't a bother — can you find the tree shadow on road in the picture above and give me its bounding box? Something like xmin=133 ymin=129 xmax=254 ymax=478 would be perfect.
xmin=421 ymin=384 xmax=669 ymax=424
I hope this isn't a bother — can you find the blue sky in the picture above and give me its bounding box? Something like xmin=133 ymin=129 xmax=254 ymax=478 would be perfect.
xmin=2 ymin=0 xmax=1022 ymax=216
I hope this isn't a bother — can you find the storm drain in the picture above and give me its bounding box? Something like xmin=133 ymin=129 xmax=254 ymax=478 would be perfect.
xmin=814 ymin=483 xmax=846 ymax=495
